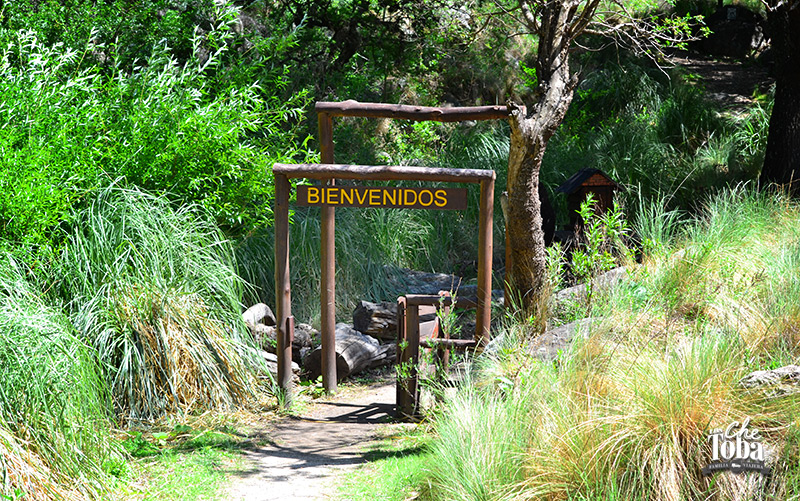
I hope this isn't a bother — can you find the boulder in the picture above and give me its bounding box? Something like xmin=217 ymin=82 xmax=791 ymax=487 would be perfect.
xmin=552 ymin=266 xmax=628 ymax=305
xmin=527 ymin=318 xmax=595 ymax=361
xmin=740 ymin=365 xmax=800 ymax=396
xmin=257 ymin=350 xmax=300 ymax=383
xmin=243 ymin=303 xmax=276 ymax=327
xmin=483 ymin=318 xmax=595 ymax=361
xmin=252 ymin=322 xmax=317 ymax=365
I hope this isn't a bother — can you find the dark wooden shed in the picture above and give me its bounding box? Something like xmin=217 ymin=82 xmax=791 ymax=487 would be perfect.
xmin=556 ymin=168 xmax=620 ymax=229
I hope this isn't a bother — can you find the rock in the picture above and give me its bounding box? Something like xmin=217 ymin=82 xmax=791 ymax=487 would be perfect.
xmin=257 ymin=350 xmax=300 ymax=383
xmin=483 ymin=318 xmax=596 ymax=361
xmin=303 ymin=323 xmax=396 ymax=380
xmin=293 ymin=323 xmax=316 ymax=349
xmin=252 ymin=322 xmax=317 ymax=365
xmin=527 ymin=318 xmax=595 ymax=361
xmin=552 ymin=266 xmax=629 ymax=304
xmin=387 ymin=268 xmax=466 ymax=295
xmin=353 ymin=301 xmax=398 ymax=341
xmin=253 ymin=324 xmax=277 ymax=351
xmin=243 ymin=303 xmax=276 ymax=327
xmin=740 ymin=365 xmax=800 ymax=396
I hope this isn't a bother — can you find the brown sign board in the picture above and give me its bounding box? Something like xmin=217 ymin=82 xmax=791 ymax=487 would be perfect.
xmin=296 ymin=185 xmax=468 ymax=210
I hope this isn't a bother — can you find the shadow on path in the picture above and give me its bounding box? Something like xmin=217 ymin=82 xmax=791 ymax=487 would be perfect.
xmin=226 ymin=380 xmax=398 ymax=501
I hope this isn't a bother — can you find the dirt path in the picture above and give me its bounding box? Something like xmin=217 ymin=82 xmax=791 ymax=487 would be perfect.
xmin=226 ymin=379 xmax=397 ymax=501
xmin=670 ymin=51 xmax=773 ymax=114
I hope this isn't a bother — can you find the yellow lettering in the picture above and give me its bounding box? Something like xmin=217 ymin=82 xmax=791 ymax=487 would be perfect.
xmin=434 ymin=189 xmax=447 ymax=207
xmin=307 ymin=187 xmax=320 ymax=204
xmin=355 ymin=188 xmax=368 ymax=205
xmin=419 ymin=190 xmax=433 ymax=206
xmin=383 ymin=189 xmax=397 ymax=206
xmin=404 ymin=189 xmax=417 ymax=206
xmin=327 ymin=188 xmax=339 ymax=205
xmin=341 ymin=188 xmax=354 ymax=205
xmin=369 ymin=189 xmax=381 ymax=206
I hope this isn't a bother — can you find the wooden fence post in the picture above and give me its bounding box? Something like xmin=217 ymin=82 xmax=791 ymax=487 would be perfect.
xmin=274 ymin=173 xmax=294 ymax=405
xmin=318 ymin=112 xmax=338 ymax=393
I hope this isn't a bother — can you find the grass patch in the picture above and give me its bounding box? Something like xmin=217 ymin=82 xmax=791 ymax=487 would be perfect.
xmin=123 ymin=447 xmax=243 ymax=501
xmin=59 ymin=186 xmax=268 ymax=421
xmin=398 ymin=187 xmax=800 ymax=500
xmin=338 ymin=426 xmax=432 ymax=501
xmin=114 ymin=412 xmax=266 ymax=501
xmin=0 ymin=255 xmax=119 ymax=499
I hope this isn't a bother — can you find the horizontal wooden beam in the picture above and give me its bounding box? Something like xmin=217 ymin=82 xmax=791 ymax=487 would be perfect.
xmin=273 ymin=163 xmax=495 ymax=184
xmin=403 ymin=294 xmax=479 ymax=309
xmin=420 ymin=338 xmax=478 ymax=349
xmin=315 ymin=100 xmax=510 ymax=122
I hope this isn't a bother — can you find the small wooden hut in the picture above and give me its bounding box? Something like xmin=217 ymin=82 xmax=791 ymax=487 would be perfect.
xmin=555 ymin=168 xmax=620 ymax=229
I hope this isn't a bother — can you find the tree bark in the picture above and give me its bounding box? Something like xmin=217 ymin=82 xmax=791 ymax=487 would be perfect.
xmin=759 ymin=1 xmax=800 ymax=191
xmin=506 ymin=3 xmax=578 ymax=322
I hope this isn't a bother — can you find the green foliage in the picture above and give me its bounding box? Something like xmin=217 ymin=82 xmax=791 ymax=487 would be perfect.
xmin=0 ymin=255 xmax=117 ymax=499
xmin=572 ymin=195 xmax=632 ymax=286
xmin=122 ymin=421 xmax=247 ymax=501
xmin=544 ymin=59 xmax=770 ymax=214
xmin=338 ymin=428 xmax=432 ymax=501
xmin=0 ymin=6 xmax=311 ymax=254
xmin=409 ymin=188 xmax=800 ymax=500
xmin=59 ymin=187 xmax=263 ymax=420
xmin=1 ymin=0 xmax=212 ymax=68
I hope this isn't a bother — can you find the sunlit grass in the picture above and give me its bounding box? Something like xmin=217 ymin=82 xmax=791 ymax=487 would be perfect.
xmin=412 ymin=188 xmax=800 ymax=500
xmin=59 ymin=187 xmax=267 ymax=421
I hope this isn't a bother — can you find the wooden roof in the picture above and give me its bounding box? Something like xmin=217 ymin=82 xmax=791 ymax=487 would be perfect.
xmin=555 ymin=168 xmax=619 ymax=194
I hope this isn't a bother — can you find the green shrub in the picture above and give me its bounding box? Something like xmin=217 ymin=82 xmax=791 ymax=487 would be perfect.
xmin=415 ymin=188 xmax=800 ymax=499
xmin=0 ymin=256 xmax=116 ymax=499
xmin=0 ymin=7 xmax=311 ymax=255
xmin=59 ymin=187 xmax=264 ymax=420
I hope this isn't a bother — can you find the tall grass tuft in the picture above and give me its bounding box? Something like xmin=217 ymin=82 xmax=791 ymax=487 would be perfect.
xmin=0 ymin=256 xmax=116 ymax=499
xmin=59 ymin=187 xmax=261 ymax=421
xmin=418 ymin=188 xmax=800 ymax=500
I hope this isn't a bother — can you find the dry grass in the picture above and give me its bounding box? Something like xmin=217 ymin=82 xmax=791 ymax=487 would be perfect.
xmin=421 ymin=188 xmax=800 ymax=500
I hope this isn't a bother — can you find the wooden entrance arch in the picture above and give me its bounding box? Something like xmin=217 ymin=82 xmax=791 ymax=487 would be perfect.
xmin=273 ymin=101 xmax=511 ymax=402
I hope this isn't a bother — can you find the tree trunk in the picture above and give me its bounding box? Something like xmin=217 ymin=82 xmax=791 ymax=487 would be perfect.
xmin=506 ymin=12 xmax=577 ymax=322
xmin=506 ymin=110 xmax=549 ymax=321
xmin=759 ymin=2 xmax=800 ymax=191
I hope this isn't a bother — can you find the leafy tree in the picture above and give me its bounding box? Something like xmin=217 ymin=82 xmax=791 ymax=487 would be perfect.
xmin=264 ymin=0 xmax=450 ymax=99
xmin=757 ymin=0 xmax=800 ymax=191
xmin=498 ymin=0 xmax=700 ymax=320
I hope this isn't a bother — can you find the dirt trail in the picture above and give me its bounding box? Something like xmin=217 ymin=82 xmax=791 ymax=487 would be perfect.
xmin=226 ymin=380 xmax=397 ymax=501
xmin=670 ymin=51 xmax=773 ymax=114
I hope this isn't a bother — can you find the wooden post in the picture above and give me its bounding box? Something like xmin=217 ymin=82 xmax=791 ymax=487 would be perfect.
xmin=397 ymin=298 xmax=420 ymax=419
xmin=476 ymin=176 xmax=495 ymax=348
xmin=274 ymin=173 xmax=294 ymax=405
xmin=396 ymin=297 xmax=409 ymax=417
xmin=318 ymin=112 xmax=337 ymax=393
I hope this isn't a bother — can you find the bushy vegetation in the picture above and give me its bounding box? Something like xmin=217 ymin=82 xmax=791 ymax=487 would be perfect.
xmin=400 ymin=188 xmax=800 ymax=500
xmin=0 ymin=256 xmax=119 ymax=499
xmin=0 ymin=4 xmax=310 ymax=255
xmin=60 ymin=187 xmax=263 ymax=420
xmin=542 ymin=59 xmax=771 ymax=215
xmin=0 ymin=0 xmax=784 ymax=498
